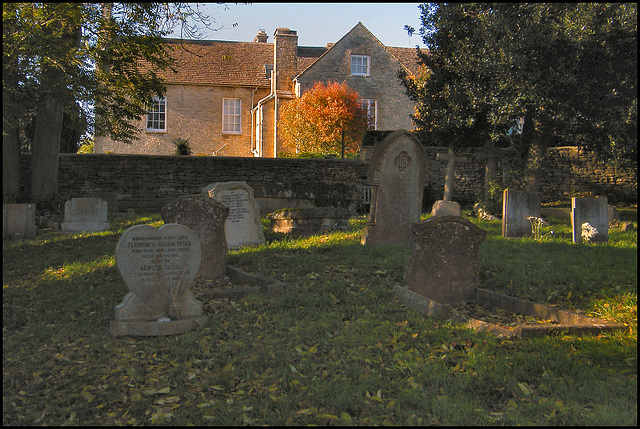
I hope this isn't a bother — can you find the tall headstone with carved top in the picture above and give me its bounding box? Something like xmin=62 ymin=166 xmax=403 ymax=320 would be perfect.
xmin=361 ymin=130 xmax=429 ymax=246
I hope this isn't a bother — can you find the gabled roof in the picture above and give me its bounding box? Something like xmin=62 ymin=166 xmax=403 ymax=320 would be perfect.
xmin=295 ymin=22 xmax=421 ymax=80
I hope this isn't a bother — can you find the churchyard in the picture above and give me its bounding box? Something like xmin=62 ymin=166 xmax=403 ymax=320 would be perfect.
xmin=3 ymin=201 xmax=636 ymax=425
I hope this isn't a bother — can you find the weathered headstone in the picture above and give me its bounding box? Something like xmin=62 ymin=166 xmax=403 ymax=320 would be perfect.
xmin=404 ymin=216 xmax=486 ymax=305
xmin=361 ymin=130 xmax=429 ymax=246
xmin=161 ymin=195 xmax=230 ymax=278
xmin=502 ymin=189 xmax=541 ymax=237
xmin=110 ymin=224 xmax=207 ymax=336
xmin=269 ymin=207 xmax=350 ymax=236
xmin=431 ymin=147 xmax=468 ymax=217
xmin=571 ymin=196 xmax=609 ymax=243
xmin=3 ymin=203 xmax=37 ymax=240
xmin=202 ymin=181 xmax=265 ymax=249
xmin=61 ymin=198 xmax=109 ymax=233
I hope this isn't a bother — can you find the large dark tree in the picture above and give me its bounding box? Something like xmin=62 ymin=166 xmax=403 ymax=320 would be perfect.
xmin=3 ymin=3 xmax=219 ymax=206
xmin=401 ymin=3 xmax=637 ymax=192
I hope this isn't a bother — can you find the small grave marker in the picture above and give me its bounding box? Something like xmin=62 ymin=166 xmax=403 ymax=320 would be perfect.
xmin=3 ymin=203 xmax=37 ymax=239
xmin=571 ymin=196 xmax=609 ymax=243
xmin=361 ymin=130 xmax=429 ymax=246
xmin=502 ymin=189 xmax=541 ymax=237
xmin=61 ymin=198 xmax=109 ymax=233
xmin=202 ymin=181 xmax=265 ymax=249
xmin=110 ymin=224 xmax=207 ymax=336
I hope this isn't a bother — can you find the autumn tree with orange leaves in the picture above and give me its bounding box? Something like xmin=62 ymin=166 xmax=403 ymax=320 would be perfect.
xmin=278 ymin=81 xmax=369 ymax=158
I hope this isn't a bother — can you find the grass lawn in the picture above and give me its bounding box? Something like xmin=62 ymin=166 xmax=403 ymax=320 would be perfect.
xmin=3 ymin=208 xmax=637 ymax=425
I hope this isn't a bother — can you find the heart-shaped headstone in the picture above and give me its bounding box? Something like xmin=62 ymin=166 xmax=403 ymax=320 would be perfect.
xmin=115 ymin=224 xmax=201 ymax=319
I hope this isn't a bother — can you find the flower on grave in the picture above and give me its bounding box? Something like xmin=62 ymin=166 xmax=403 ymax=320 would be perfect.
xmin=527 ymin=216 xmax=545 ymax=240
xmin=581 ymin=222 xmax=598 ymax=243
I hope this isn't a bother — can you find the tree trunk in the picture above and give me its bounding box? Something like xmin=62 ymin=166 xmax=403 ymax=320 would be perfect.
xmin=3 ymin=112 xmax=21 ymax=203
xmin=524 ymin=117 xmax=552 ymax=194
xmin=3 ymin=68 xmax=22 ymax=203
xmin=30 ymin=95 xmax=65 ymax=207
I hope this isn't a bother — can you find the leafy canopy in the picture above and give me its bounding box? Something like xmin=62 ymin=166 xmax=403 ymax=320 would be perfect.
xmin=278 ymin=81 xmax=368 ymax=157
xmin=400 ymin=3 xmax=637 ymax=161
xmin=3 ymin=3 xmax=218 ymax=144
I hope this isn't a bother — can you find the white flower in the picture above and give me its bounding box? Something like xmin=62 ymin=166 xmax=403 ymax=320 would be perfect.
xmin=581 ymin=222 xmax=598 ymax=243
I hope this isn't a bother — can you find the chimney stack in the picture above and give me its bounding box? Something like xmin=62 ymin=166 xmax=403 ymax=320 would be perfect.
xmin=253 ymin=29 xmax=268 ymax=43
xmin=273 ymin=28 xmax=298 ymax=94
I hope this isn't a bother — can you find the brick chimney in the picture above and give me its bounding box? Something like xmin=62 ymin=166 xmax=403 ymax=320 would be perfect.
xmin=253 ymin=29 xmax=268 ymax=43
xmin=273 ymin=27 xmax=298 ymax=94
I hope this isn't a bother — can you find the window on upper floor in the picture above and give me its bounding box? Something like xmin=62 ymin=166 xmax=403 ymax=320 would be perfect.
xmin=146 ymin=96 xmax=166 ymax=132
xmin=222 ymin=98 xmax=242 ymax=134
xmin=351 ymin=55 xmax=370 ymax=76
xmin=359 ymin=99 xmax=377 ymax=130
xmin=265 ymin=64 xmax=273 ymax=79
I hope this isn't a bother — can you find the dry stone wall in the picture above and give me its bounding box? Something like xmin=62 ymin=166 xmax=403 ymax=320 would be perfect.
xmin=17 ymin=147 xmax=636 ymax=214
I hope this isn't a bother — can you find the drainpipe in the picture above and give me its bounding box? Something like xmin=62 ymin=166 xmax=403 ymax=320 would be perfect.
xmin=251 ymin=70 xmax=275 ymax=157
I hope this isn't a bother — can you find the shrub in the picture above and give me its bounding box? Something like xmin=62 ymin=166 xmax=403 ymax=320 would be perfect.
xmin=172 ymin=137 xmax=192 ymax=155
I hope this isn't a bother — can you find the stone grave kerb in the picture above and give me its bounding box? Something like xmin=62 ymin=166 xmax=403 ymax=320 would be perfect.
xmin=362 ymin=130 xmax=429 ymax=246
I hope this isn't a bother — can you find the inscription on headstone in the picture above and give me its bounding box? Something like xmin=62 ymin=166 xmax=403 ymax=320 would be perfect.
xmin=202 ymin=181 xmax=265 ymax=249
xmin=110 ymin=224 xmax=207 ymax=336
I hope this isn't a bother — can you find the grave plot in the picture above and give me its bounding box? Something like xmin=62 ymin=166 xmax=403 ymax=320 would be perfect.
xmin=190 ymin=266 xmax=291 ymax=302
xmin=396 ymin=215 xmax=626 ymax=338
xmin=395 ymin=286 xmax=626 ymax=338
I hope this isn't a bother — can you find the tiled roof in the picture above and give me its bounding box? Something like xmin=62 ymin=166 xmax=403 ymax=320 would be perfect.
xmin=157 ymin=39 xmax=274 ymax=87
xmin=143 ymin=38 xmax=420 ymax=87
xmin=385 ymin=46 xmax=424 ymax=77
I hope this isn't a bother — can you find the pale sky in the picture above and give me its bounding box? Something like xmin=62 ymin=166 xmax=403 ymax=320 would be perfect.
xmin=172 ymin=3 xmax=427 ymax=48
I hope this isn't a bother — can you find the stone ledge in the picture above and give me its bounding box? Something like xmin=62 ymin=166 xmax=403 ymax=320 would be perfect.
xmin=110 ymin=316 xmax=208 ymax=337
xmin=196 ymin=266 xmax=291 ymax=300
xmin=394 ymin=285 xmax=626 ymax=338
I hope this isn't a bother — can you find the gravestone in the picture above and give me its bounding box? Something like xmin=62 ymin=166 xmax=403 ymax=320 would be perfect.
xmin=269 ymin=207 xmax=350 ymax=236
xmin=161 ymin=195 xmax=229 ymax=278
xmin=361 ymin=130 xmax=429 ymax=246
xmin=202 ymin=181 xmax=265 ymax=249
xmin=110 ymin=223 xmax=207 ymax=336
xmin=431 ymin=147 xmax=468 ymax=217
xmin=3 ymin=203 xmax=37 ymax=240
xmin=571 ymin=196 xmax=609 ymax=243
xmin=404 ymin=216 xmax=486 ymax=305
xmin=502 ymin=189 xmax=541 ymax=237
xmin=61 ymin=198 xmax=109 ymax=233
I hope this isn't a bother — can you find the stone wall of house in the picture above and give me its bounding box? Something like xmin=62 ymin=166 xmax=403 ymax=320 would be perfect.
xmin=17 ymin=147 xmax=636 ymax=214
xmin=94 ymin=84 xmax=271 ymax=157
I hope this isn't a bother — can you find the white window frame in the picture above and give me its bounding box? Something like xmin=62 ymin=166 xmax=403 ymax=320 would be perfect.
xmin=222 ymin=98 xmax=242 ymax=135
xmin=146 ymin=96 xmax=166 ymax=132
xmin=359 ymin=98 xmax=377 ymax=130
xmin=351 ymin=55 xmax=370 ymax=76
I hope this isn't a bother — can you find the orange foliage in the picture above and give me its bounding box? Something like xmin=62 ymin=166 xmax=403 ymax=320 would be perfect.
xmin=278 ymin=81 xmax=368 ymax=157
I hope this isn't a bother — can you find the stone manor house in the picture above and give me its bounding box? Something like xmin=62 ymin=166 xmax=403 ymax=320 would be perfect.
xmin=94 ymin=22 xmax=421 ymax=157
